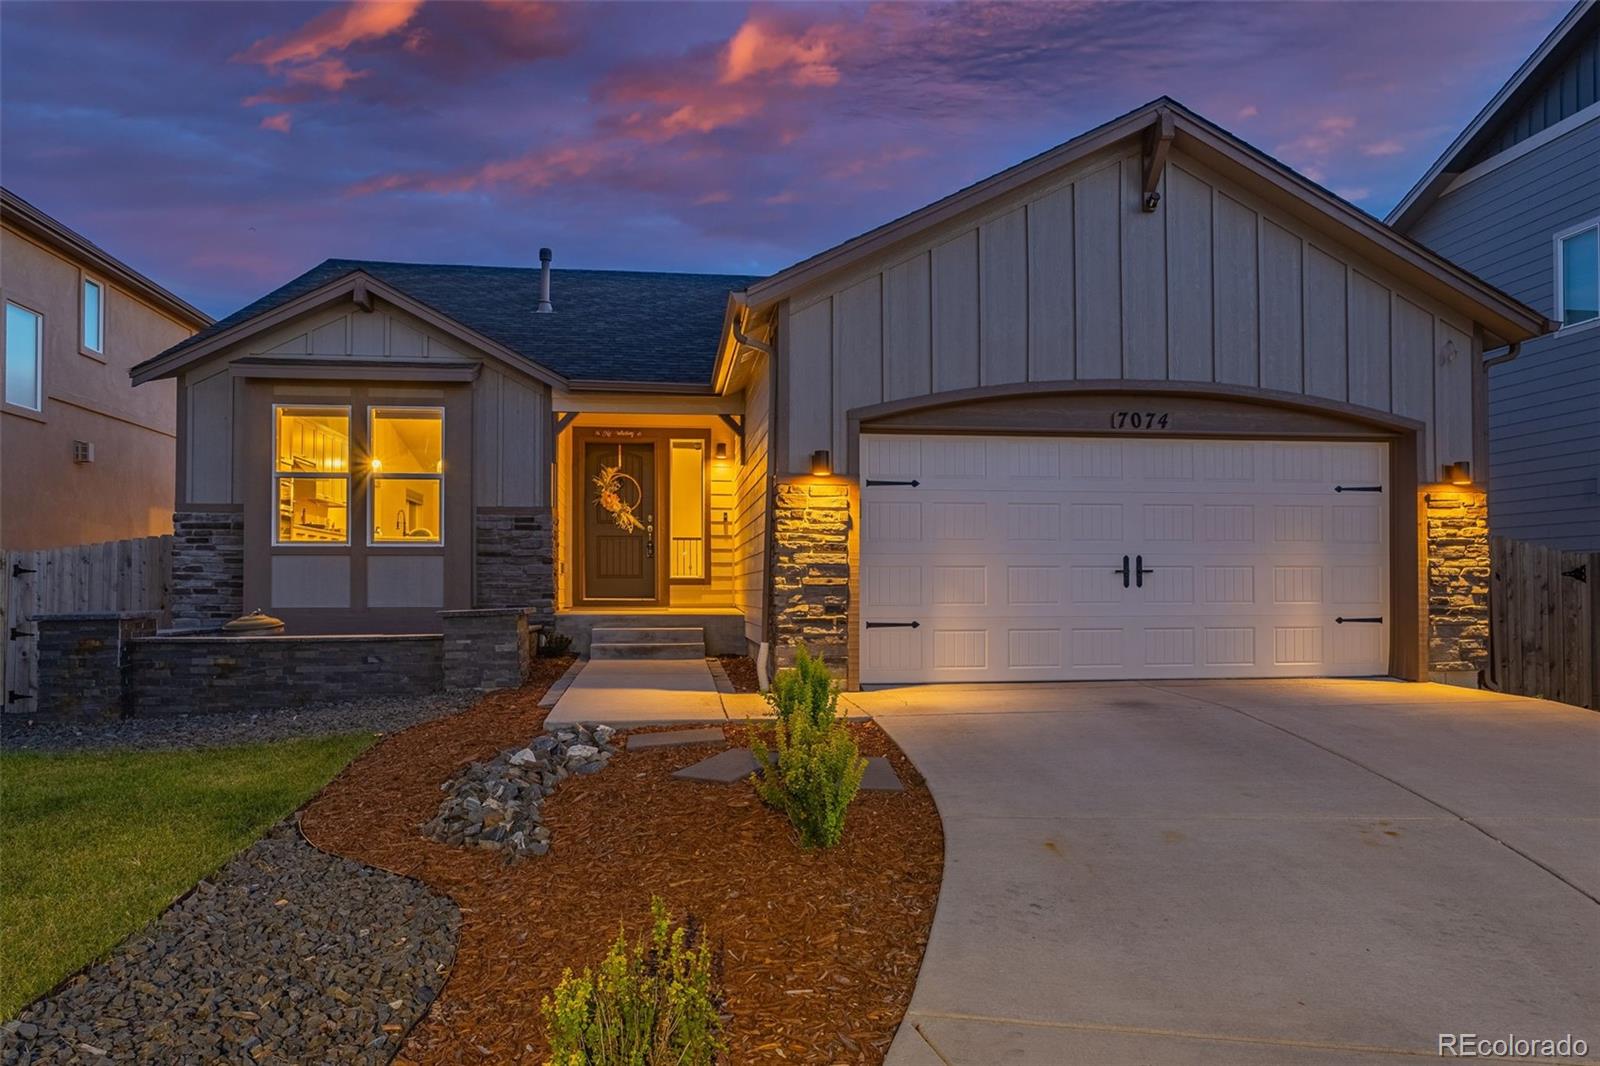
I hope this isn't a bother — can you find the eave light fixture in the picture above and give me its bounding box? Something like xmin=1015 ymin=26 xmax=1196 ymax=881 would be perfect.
xmin=1444 ymin=461 xmax=1472 ymax=486
xmin=715 ymin=441 xmax=729 ymax=461
xmin=810 ymin=449 xmax=832 ymax=476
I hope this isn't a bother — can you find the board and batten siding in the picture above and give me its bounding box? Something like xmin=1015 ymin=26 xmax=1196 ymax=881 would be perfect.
xmin=1405 ymin=115 xmax=1600 ymax=549
xmin=179 ymin=299 xmax=551 ymax=509
xmin=778 ymin=146 xmax=1478 ymax=481
xmin=734 ymin=350 xmax=771 ymax=648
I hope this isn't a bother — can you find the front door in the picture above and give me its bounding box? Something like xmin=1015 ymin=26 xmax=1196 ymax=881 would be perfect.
xmin=581 ymin=439 xmax=659 ymax=602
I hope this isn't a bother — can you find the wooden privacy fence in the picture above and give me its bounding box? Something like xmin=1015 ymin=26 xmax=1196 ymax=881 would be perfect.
xmin=1 ymin=535 xmax=172 ymax=714
xmin=1489 ymin=536 xmax=1599 ymax=710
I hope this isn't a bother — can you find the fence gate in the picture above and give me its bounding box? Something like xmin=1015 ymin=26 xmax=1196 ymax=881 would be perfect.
xmin=1 ymin=535 xmax=172 ymax=714
xmin=1489 ymin=536 xmax=1599 ymax=710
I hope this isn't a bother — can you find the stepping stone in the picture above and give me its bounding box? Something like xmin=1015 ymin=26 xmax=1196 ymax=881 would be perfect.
xmin=673 ymin=747 xmax=764 ymax=782
xmin=860 ymin=756 xmax=903 ymax=792
xmin=627 ymin=727 xmax=727 ymax=751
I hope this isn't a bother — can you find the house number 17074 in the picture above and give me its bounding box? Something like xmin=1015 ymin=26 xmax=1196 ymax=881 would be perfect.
xmin=1109 ymin=411 xmax=1170 ymax=430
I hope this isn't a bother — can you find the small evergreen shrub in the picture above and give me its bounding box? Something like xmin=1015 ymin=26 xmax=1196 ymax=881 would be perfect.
xmin=751 ymin=647 xmax=866 ymax=849
xmin=542 ymin=898 xmax=724 ymax=1066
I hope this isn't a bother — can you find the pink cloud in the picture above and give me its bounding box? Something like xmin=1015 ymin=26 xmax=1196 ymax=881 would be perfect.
xmin=350 ymin=142 xmax=615 ymax=196
xmin=721 ymin=18 xmax=843 ymax=87
xmin=238 ymin=0 xmax=423 ymax=70
xmin=1238 ymin=104 xmax=1259 ymax=119
xmin=259 ymin=112 xmax=293 ymax=133
xmin=1361 ymin=138 xmax=1404 ymax=156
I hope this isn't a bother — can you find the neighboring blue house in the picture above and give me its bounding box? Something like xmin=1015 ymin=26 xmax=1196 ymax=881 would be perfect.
xmin=1389 ymin=0 xmax=1599 ymax=550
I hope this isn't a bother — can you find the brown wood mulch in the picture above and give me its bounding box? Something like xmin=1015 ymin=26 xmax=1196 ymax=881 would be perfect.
xmin=716 ymin=655 xmax=762 ymax=694
xmin=299 ymin=657 xmax=944 ymax=1064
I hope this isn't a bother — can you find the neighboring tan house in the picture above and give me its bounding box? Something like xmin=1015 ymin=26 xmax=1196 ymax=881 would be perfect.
xmin=1 ymin=188 xmax=212 ymax=550
xmin=132 ymin=98 xmax=1551 ymax=688
xmin=1389 ymin=0 xmax=1599 ymax=550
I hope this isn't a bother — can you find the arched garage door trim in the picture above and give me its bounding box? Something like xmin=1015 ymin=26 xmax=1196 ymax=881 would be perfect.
xmin=843 ymin=380 xmax=1425 ymax=687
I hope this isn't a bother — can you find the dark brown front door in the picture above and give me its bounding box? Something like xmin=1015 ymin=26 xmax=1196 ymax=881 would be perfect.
xmin=581 ymin=439 xmax=658 ymax=601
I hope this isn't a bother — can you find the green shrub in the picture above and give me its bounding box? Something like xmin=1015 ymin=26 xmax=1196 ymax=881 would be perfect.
xmin=542 ymin=897 xmax=724 ymax=1066
xmin=540 ymin=631 xmax=575 ymax=658
xmin=750 ymin=647 xmax=866 ymax=849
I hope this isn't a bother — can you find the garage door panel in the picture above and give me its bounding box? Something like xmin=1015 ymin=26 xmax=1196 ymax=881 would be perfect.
xmin=861 ymin=433 xmax=1390 ymax=684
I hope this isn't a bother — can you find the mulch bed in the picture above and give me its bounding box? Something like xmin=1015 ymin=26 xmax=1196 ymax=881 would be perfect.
xmin=716 ymin=655 xmax=762 ymax=694
xmin=299 ymin=657 xmax=944 ymax=1064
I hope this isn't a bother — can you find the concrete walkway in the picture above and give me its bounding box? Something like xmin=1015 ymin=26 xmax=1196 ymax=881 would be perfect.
xmin=545 ymin=659 xmax=770 ymax=726
xmin=855 ymin=679 xmax=1600 ymax=1064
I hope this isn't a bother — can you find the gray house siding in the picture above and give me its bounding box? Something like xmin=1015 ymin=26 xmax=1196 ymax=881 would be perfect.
xmin=1406 ymin=115 xmax=1600 ymax=549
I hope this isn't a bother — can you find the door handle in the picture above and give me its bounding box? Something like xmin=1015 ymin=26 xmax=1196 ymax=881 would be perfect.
xmin=1113 ymin=555 xmax=1130 ymax=588
xmin=644 ymin=514 xmax=655 ymax=558
xmin=1135 ymin=555 xmax=1154 ymax=588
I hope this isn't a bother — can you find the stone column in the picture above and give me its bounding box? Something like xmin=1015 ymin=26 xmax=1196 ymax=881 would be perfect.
xmin=474 ymin=509 xmax=554 ymax=631
xmin=440 ymin=608 xmax=538 ymax=691
xmin=771 ymin=479 xmax=853 ymax=672
xmin=170 ymin=511 xmax=244 ymax=630
xmin=1425 ymin=488 xmax=1490 ymax=685
xmin=35 ymin=612 xmax=159 ymax=722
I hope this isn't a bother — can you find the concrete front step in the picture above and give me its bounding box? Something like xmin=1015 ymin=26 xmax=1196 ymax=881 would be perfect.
xmin=590 ymin=642 xmax=706 ymax=660
xmin=591 ymin=626 xmax=707 ymax=645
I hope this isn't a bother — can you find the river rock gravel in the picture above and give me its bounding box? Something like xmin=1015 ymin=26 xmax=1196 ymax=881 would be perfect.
xmin=0 ymin=822 xmax=458 ymax=1065
xmin=0 ymin=692 xmax=476 ymax=754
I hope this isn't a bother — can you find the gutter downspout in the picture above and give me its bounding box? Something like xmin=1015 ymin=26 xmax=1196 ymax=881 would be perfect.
xmin=1482 ymin=340 xmax=1521 ymax=369
xmin=732 ymin=295 xmax=778 ymax=691
xmin=1477 ymin=339 xmax=1521 ymax=691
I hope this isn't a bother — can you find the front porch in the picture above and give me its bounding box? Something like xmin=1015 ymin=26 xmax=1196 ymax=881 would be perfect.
xmin=553 ymin=607 xmax=746 ymax=656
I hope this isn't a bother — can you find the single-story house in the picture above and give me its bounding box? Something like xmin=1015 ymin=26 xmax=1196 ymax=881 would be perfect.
xmin=131 ymin=97 xmax=1552 ymax=690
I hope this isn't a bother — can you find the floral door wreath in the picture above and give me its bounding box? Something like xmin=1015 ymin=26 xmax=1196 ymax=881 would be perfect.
xmin=592 ymin=446 xmax=645 ymax=533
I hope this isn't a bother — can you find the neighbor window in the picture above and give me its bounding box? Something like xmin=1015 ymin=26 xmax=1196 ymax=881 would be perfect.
xmin=5 ymin=302 xmax=42 ymax=410
xmin=669 ymin=439 xmax=707 ymax=580
xmin=369 ymin=407 xmax=443 ymax=545
xmin=1556 ymin=220 xmax=1598 ymax=328
xmin=274 ymin=406 xmax=350 ymax=544
xmin=82 ymin=278 xmax=104 ymax=353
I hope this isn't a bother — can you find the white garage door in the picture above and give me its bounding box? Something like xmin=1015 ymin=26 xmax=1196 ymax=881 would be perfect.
xmin=859 ymin=434 xmax=1390 ymax=684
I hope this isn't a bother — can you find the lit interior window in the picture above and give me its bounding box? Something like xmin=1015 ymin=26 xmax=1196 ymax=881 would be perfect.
xmin=274 ymin=407 xmax=350 ymax=543
xmin=669 ymin=439 xmax=706 ymax=579
xmin=370 ymin=408 xmax=443 ymax=543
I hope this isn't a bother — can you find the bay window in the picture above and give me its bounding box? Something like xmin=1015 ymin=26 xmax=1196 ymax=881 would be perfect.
xmin=274 ymin=406 xmax=350 ymax=544
xmin=369 ymin=407 xmax=443 ymax=544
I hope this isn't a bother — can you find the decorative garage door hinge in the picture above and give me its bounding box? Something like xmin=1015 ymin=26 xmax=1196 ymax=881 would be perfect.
xmin=865 ymin=478 xmax=920 ymax=487
xmin=1333 ymin=485 xmax=1383 ymax=493
xmin=865 ymin=620 xmax=921 ymax=629
xmin=1335 ymin=616 xmax=1384 ymax=624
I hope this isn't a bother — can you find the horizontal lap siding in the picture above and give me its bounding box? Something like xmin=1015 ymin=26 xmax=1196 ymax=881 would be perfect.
xmin=1406 ymin=117 xmax=1600 ymax=549
xmin=780 ymin=146 xmax=1476 ymax=480
xmin=735 ymin=351 xmax=771 ymax=647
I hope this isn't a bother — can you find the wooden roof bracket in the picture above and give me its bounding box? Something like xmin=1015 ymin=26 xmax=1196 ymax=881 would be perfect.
xmin=1142 ymin=110 xmax=1175 ymax=212
xmin=352 ymin=277 xmax=374 ymax=313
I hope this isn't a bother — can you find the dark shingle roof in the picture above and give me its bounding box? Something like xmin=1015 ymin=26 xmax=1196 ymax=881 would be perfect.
xmin=146 ymin=259 xmax=758 ymax=386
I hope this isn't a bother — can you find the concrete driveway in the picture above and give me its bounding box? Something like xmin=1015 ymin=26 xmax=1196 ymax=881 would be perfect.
xmin=846 ymin=680 xmax=1600 ymax=1064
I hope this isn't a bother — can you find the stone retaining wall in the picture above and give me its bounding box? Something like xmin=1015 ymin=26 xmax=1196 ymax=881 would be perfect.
xmin=126 ymin=634 xmax=444 ymax=716
xmin=36 ymin=613 xmax=161 ymax=723
xmin=475 ymin=509 xmax=554 ymax=631
xmin=441 ymin=609 xmax=536 ymax=691
xmin=1426 ymin=488 xmax=1490 ymax=684
xmin=171 ymin=511 xmax=245 ymax=630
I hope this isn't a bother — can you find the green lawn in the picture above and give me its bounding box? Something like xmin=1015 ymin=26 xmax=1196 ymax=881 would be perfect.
xmin=0 ymin=734 xmax=375 ymax=1018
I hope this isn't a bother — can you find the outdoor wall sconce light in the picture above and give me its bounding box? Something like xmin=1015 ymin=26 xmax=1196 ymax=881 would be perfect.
xmin=1443 ymin=461 xmax=1472 ymax=486
xmin=714 ymin=441 xmax=728 ymax=461
xmin=811 ymin=449 xmax=832 ymax=476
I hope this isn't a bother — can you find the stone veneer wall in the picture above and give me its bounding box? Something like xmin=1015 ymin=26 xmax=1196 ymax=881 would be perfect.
xmin=475 ymin=509 xmax=554 ymax=630
xmin=1426 ymin=488 xmax=1490 ymax=683
xmin=440 ymin=608 xmax=536 ymax=691
xmin=125 ymin=635 xmax=443 ymax=716
xmin=771 ymin=480 xmax=852 ymax=671
xmin=171 ymin=511 xmax=245 ymax=630
xmin=36 ymin=613 xmax=161 ymax=722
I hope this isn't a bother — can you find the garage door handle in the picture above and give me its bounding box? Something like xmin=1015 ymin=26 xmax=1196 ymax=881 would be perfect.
xmin=1135 ymin=555 xmax=1155 ymax=587
xmin=1335 ymin=616 xmax=1383 ymax=624
xmin=1113 ymin=555 xmax=1130 ymax=588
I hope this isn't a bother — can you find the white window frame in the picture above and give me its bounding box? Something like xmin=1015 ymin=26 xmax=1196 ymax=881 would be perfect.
xmin=81 ymin=275 xmax=105 ymax=356
xmin=4 ymin=300 xmax=44 ymax=412
xmin=272 ymin=403 xmax=352 ymax=547
xmin=366 ymin=405 xmax=445 ymax=548
xmin=1553 ymin=216 xmax=1600 ymax=333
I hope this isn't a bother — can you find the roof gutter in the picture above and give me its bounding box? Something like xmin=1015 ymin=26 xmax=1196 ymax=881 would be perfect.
xmin=1483 ymin=340 xmax=1522 ymax=369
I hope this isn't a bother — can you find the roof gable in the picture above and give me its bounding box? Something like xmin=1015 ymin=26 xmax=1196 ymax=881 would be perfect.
xmin=1388 ymin=1 xmax=1598 ymax=230
xmin=743 ymin=97 xmax=1549 ymax=345
xmin=134 ymin=258 xmax=758 ymax=388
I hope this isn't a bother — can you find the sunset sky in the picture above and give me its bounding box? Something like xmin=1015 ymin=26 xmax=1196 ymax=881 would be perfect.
xmin=1 ymin=0 xmax=1571 ymax=317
